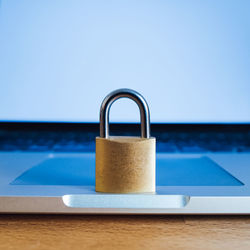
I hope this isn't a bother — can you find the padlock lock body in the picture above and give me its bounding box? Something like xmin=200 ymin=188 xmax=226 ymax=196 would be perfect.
xmin=95 ymin=136 xmax=156 ymax=193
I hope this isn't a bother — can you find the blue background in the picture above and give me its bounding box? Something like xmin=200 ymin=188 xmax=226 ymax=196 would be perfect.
xmin=0 ymin=0 xmax=249 ymax=123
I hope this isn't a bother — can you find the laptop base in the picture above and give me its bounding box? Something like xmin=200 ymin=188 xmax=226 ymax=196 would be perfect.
xmin=1 ymin=152 xmax=250 ymax=214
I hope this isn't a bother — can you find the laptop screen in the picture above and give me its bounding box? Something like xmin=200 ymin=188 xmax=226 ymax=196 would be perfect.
xmin=0 ymin=0 xmax=249 ymax=123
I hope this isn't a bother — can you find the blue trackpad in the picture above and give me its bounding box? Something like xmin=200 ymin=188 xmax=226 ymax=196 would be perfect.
xmin=11 ymin=155 xmax=243 ymax=186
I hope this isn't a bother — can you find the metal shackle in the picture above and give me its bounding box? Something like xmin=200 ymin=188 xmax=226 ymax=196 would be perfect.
xmin=99 ymin=88 xmax=151 ymax=139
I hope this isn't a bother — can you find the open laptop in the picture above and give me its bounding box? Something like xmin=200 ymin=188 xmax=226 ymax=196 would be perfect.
xmin=0 ymin=0 xmax=250 ymax=214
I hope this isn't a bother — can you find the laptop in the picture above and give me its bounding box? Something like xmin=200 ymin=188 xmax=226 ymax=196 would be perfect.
xmin=0 ymin=0 xmax=250 ymax=214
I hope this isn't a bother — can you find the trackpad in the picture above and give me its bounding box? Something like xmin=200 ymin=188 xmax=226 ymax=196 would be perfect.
xmin=11 ymin=155 xmax=243 ymax=186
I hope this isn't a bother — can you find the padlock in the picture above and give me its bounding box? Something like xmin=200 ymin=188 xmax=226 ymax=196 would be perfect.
xmin=95 ymin=88 xmax=156 ymax=193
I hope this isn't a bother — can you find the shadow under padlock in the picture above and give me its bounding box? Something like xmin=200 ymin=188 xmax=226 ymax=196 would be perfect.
xmin=95 ymin=89 xmax=156 ymax=193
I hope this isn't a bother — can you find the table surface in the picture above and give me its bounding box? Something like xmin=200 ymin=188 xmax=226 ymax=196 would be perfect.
xmin=0 ymin=215 xmax=250 ymax=250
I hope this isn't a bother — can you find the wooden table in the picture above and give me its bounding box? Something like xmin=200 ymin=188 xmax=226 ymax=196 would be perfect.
xmin=0 ymin=215 xmax=250 ymax=250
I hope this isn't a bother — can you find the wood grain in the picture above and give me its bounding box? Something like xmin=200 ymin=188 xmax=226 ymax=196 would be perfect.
xmin=0 ymin=215 xmax=250 ymax=250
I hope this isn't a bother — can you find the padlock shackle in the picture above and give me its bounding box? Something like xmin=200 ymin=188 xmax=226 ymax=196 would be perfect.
xmin=100 ymin=89 xmax=151 ymax=139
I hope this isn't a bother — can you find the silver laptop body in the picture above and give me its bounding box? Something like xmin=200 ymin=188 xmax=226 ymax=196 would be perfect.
xmin=1 ymin=151 xmax=250 ymax=214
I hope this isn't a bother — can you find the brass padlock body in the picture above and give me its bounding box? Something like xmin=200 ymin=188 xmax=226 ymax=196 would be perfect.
xmin=95 ymin=89 xmax=156 ymax=193
xmin=96 ymin=136 xmax=155 ymax=193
